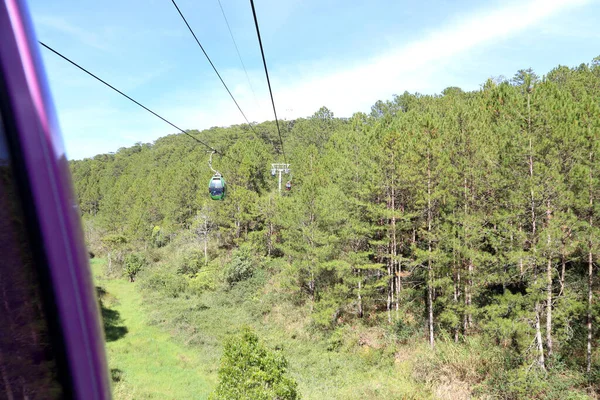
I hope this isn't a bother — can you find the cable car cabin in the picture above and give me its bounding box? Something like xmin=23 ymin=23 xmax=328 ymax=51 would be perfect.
xmin=209 ymin=174 xmax=227 ymax=200
xmin=285 ymin=181 xmax=292 ymax=191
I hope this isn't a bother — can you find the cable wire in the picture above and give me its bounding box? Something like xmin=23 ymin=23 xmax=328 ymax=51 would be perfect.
xmin=249 ymin=0 xmax=286 ymax=163
xmin=170 ymin=0 xmax=257 ymax=135
xmin=216 ymin=0 xmax=261 ymax=110
xmin=39 ymin=41 xmax=236 ymax=161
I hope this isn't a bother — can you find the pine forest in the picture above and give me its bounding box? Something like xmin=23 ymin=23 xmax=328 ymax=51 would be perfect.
xmin=74 ymin=59 xmax=600 ymax=399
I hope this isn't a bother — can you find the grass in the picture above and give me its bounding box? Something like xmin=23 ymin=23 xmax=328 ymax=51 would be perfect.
xmin=90 ymin=257 xmax=463 ymax=399
xmin=89 ymin=252 xmax=599 ymax=400
xmin=136 ymin=263 xmax=430 ymax=399
xmin=91 ymin=259 xmax=215 ymax=399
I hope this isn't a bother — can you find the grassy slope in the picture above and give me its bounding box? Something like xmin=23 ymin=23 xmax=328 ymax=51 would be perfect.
xmin=92 ymin=259 xmax=215 ymax=399
xmin=92 ymin=258 xmax=431 ymax=399
xmin=138 ymin=266 xmax=430 ymax=400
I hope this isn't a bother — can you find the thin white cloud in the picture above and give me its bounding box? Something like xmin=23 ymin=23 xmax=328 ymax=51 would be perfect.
xmin=34 ymin=15 xmax=110 ymax=51
xmin=51 ymin=0 xmax=592 ymax=159
xmin=158 ymin=0 xmax=592 ymax=128
xmin=120 ymin=62 xmax=174 ymax=92
xmin=269 ymin=0 xmax=592 ymax=117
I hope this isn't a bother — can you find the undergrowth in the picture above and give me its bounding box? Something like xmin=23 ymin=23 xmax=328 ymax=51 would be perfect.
xmin=131 ymin=249 xmax=428 ymax=399
xmin=97 ymin=243 xmax=599 ymax=399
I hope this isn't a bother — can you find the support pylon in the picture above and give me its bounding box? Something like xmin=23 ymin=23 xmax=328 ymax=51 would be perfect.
xmin=270 ymin=163 xmax=291 ymax=195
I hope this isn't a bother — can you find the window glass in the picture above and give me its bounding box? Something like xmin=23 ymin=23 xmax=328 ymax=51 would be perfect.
xmin=211 ymin=178 xmax=223 ymax=189
xmin=0 ymin=114 xmax=63 ymax=398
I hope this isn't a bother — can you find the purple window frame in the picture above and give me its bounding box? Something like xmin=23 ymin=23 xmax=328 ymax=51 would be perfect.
xmin=0 ymin=0 xmax=110 ymax=398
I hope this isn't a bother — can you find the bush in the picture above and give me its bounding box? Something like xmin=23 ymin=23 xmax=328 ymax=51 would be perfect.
xmin=311 ymin=290 xmax=341 ymax=332
xmin=177 ymin=248 xmax=205 ymax=276
xmin=101 ymin=234 xmax=129 ymax=277
xmin=224 ymin=248 xmax=255 ymax=287
xmin=392 ymin=318 xmax=417 ymax=344
xmin=124 ymin=253 xmax=146 ymax=282
xmin=146 ymin=248 xmax=163 ymax=263
xmin=326 ymin=328 xmax=344 ymax=352
xmin=188 ymin=270 xmax=217 ymax=295
xmin=140 ymin=271 xmax=188 ymax=298
xmin=210 ymin=327 xmax=299 ymax=400
xmin=151 ymin=225 xmax=167 ymax=248
xmin=479 ymin=363 xmax=590 ymax=400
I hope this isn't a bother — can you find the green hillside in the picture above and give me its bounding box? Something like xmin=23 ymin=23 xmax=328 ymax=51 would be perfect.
xmin=75 ymin=60 xmax=600 ymax=399
xmin=93 ymin=259 xmax=214 ymax=399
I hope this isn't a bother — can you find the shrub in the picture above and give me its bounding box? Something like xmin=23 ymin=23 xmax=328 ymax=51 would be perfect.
xmin=101 ymin=234 xmax=129 ymax=277
xmin=210 ymin=327 xmax=299 ymax=400
xmin=479 ymin=363 xmax=590 ymax=400
xmin=151 ymin=225 xmax=167 ymax=248
xmin=393 ymin=318 xmax=417 ymax=344
xmin=311 ymin=290 xmax=341 ymax=332
xmin=188 ymin=271 xmax=217 ymax=295
xmin=177 ymin=248 xmax=205 ymax=276
xmin=124 ymin=253 xmax=146 ymax=282
xmin=326 ymin=328 xmax=344 ymax=352
xmin=224 ymin=248 xmax=255 ymax=287
xmin=140 ymin=271 xmax=188 ymax=298
xmin=146 ymin=247 xmax=163 ymax=263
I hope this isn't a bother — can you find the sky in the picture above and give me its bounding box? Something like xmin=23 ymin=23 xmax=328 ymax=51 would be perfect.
xmin=27 ymin=0 xmax=600 ymax=160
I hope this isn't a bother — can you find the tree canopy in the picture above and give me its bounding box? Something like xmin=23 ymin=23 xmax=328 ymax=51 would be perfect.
xmin=72 ymin=57 xmax=600 ymax=396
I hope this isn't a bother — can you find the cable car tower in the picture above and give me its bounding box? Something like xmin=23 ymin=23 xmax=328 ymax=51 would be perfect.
xmin=271 ymin=163 xmax=291 ymax=194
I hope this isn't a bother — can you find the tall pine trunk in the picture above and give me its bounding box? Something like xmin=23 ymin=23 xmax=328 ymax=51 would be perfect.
xmin=386 ymin=149 xmax=397 ymax=323
xmin=391 ymin=154 xmax=399 ymax=316
xmin=427 ymin=147 xmax=434 ymax=348
xmin=467 ymin=260 xmax=473 ymax=329
xmin=535 ymin=300 xmax=546 ymax=369
xmin=387 ymin=255 xmax=394 ymax=323
xmin=454 ymin=247 xmax=461 ymax=343
xmin=357 ymin=277 xmax=363 ymax=318
xmin=559 ymin=246 xmax=566 ymax=297
xmin=463 ymin=176 xmax=472 ymax=333
xmin=546 ymin=200 xmax=553 ymax=358
xmin=527 ymin=91 xmax=545 ymax=370
xmin=546 ymin=241 xmax=553 ymax=357
xmin=588 ymin=151 xmax=594 ymax=374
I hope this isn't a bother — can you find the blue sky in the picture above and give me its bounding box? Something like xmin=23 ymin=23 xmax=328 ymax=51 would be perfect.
xmin=28 ymin=0 xmax=600 ymax=159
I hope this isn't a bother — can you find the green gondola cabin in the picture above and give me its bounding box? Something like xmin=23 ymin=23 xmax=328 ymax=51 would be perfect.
xmin=209 ymin=174 xmax=226 ymax=200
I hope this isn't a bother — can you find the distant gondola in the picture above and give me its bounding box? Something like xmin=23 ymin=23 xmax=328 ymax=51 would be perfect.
xmin=209 ymin=174 xmax=227 ymax=200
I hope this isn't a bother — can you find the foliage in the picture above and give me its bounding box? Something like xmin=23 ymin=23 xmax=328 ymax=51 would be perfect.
xmin=223 ymin=247 xmax=256 ymax=287
xmin=140 ymin=270 xmax=188 ymax=298
xmin=210 ymin=327 xmax=299 ymax=400
xmin=100 ymin=233 xmax=129 ymax=277
xmin=188 ymin=270 xmax=217 ymax=294
xmin=177 ymin=248 xmax=205 ymax=276
xmin=73 ymin=57 xmax=600 ymax=397
xmin=392 ymin=318 xmax=417 ymax=344
xmin=151 ymin=225 xmax=167 ymax=248
xmin=124 ymin=252 xmax=146 ymax=282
